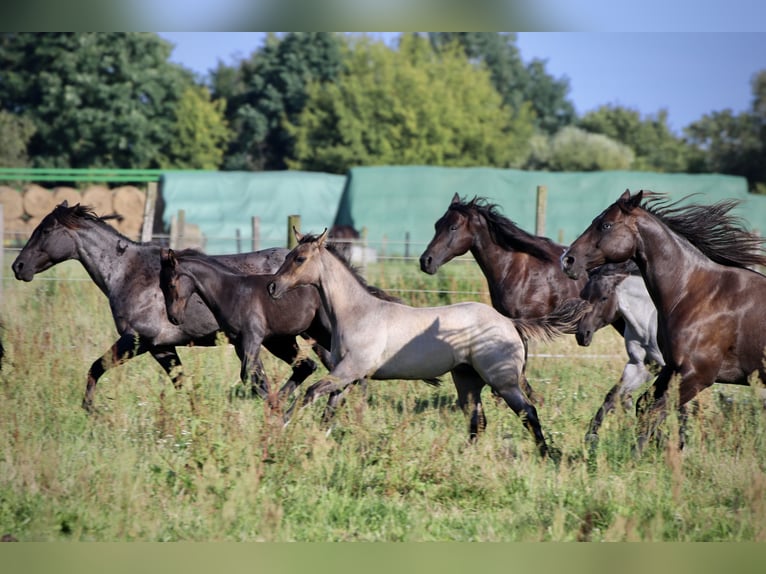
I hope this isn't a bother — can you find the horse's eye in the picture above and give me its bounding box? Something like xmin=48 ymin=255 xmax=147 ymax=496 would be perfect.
xmin=600 ymin=222 xmax=612 ymax=231
xmin=295 ymin=256 xmax=306 ymax=264
xmin=449 ymin=225 xmax=458 ymax=231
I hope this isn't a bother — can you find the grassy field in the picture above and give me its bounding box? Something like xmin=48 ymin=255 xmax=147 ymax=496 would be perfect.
xmin=1 ymin=256 xmax=765 ymax=542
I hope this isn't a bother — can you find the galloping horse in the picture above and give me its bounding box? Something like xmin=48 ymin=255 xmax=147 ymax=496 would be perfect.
xmin=577 ymin=261 xmax=664 ymax=440
xmin=562 ymin=190 xmax=766 ymax=450
xmin=159 ymin=248 xmax=333 ymax=402
xmin=419 ymin=193 xmax=595 ymax=405
xmin=269 ymin=230 xmax=589 ymax=458
xmin=420 ymin=194 xmax=588 ymax=323
xmin=11 ymin=201 xmax=306 ymax=411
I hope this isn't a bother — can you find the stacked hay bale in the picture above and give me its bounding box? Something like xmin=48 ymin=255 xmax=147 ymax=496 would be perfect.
xmin=1 ymin=183 xmax=147 ymax=243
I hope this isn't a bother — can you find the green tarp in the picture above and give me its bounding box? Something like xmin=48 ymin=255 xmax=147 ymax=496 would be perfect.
xmin=333 ymin=166 xmax=761 ymax=253
xmin=160 ymin=170 xmax=347 ymax=254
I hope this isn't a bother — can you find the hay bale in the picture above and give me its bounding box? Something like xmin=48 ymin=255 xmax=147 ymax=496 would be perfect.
xmin=52 ymin=186 xmax=83 ymax=208
xmin=22 ymin=184 xmax=56 ymax=217
xmin=112 ymin=185 xmax=146 ymax=239
xmin=81 ymin=185 xmax=114 ymax=216
xmin=0 ymin=186 xmax=24 ymax=221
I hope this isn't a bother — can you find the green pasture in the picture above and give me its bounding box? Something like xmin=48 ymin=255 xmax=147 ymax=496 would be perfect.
xmin=0 ymin=257 xmax=764 ymax=541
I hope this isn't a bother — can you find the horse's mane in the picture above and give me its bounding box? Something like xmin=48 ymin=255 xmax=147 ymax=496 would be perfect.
xmin=588 ymin=259 xmax=641 ymax=279
xmin=299 ymin=233 xmax=402 ymax=303
xmin=50 ymin=202 xmax=132 ymax=238
xmin=450 ymin=196 xmax=563 ymax=262
xmin=640 ymin=192 xmax=766 ymax=269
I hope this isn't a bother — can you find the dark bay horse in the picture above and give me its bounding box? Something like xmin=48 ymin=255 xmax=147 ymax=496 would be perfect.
xmin=420 ymin=194 xmax=588 ymax=322
xmin=159 ymin=248 xmax=333 ymax=402
xmin=562 ymin=190 xmax=766 ymax=450
xmin=419 ymin=193 xmax=595 ymax=405
xmin=269 ymin=231 xmax=590 ymax=458
xmin=577 ymin=260 xmax=665 ymax=440
xmin=11 ymin=201 xmax=304 ymax=411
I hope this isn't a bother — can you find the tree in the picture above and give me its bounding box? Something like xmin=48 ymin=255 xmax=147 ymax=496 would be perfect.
xmin=212 ymin=32 xmax=344 ymax=170
xmin=161 ymin=86 xmax=232 ymax=170
xmin=285 ymin=34 xmax=536 ymax=174
xmin=428 ymin=32 xmax=576 ymax=135
xmin=578 ymin=105 xmax=690 ymax=172
xmin=526 ymin=126 xmax=635 ymax=171
xmin=684 ymin=70 xmax=766 ymax=192
xmin=0 ymin=109 xmax=35 ymax=167
xmin=0 ymin=33 xmax=194 ymax=169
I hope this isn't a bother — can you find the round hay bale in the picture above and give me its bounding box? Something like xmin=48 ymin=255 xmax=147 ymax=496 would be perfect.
xmin=112 ymin=185 xmax=145 ymax=216
xmin=22 ymin=184 xmax=56 ymax=217
xmin=23 ymin=215 xmax=43 ymax=236
xmin=81 ymin=185 xmax=114 ymax=216
xmin=52 ymin=186 xmax=83 ymax=208
xmin=0 ymin=186 xmax=24 ymax=221
xmin=113 ymin=186 xmax=146 ymax=240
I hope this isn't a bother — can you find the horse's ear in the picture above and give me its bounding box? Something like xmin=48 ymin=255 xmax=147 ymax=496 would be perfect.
xmin=317 ymin=228 xmax=328 ymax=247
xmin=293 ymin=226 xmax=303 ymax=243
xmin=451 ymin=193 xmax=461 ymax=205
xmin=160 ymin=248 xmax=177 ymax=267
xmin=59 ymin=200 xmax=69 ymax=208
xmin=618 ymin=189 xmax=642 ymax=212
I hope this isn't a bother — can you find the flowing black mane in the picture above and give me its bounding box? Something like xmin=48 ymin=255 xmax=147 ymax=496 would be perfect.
xmin=641 ymin=192 xmax=766 ymax=269
xmin=588 ymin=259 xmax=641 ymax=279
xmin=50 ymin=202 xmax=130 ymax=236
xmin=451 ymin=196 xmax=563 ymax=262
xmin=299 ymin=233 xmax=401 ymax=302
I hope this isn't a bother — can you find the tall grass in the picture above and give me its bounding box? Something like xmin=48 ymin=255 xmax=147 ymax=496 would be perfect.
xmin=1 ymin=257 xmax=764 ymax=541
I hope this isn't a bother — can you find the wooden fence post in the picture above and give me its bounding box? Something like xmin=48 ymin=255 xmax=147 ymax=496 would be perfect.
xmin=0 ymin=204 xmax=4 ymax=300
xmin=251 ymin=216 xmax=260 ymax=252
xmin=235 ymin=229 xmax=242 ymax=253
xmin=170 ymin=209 xmax=185 ymax=250
xmin=536 ymin=185 xmax=547 ymax=237
xmin=141 ymin=181 xmax=158 ymax=243
xmin=287 ymin=215 xmax=301 ymax=249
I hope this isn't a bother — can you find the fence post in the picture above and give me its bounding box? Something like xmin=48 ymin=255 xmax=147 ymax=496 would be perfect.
xmin=251 ymin=216 xmax=260 ymax=252
xmin=287 ymin=215 xmax=301 ymax=248
xmin=404 ymin=231 xmax=410 ymax=259
xmin=536 ymin=185 xmax=547 ymax=237
xmin=235 ymin=229 xmax=242 ymax=253
xmin=141 ymin=181 xmax=158 ymax=243
xmin=170 ymin=209 xmax=185 ymax=250
xmin=360 ymin=226 xmax=368 ymax=277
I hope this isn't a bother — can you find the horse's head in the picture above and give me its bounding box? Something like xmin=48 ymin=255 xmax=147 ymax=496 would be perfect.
xmin=561 ymin=189 xmax=643 ymax=280
xmin=12 ymin=201 xmax=81 ymax=281
xmin=268 ymin=228 xmax=327 ymax=299
xmin=576 ymin=268 xmax=625 ymax=346
xmin=419 ymin=193 xmax=475 ymax=274
xmin=159 ymin=248 xmax=194 ymax=325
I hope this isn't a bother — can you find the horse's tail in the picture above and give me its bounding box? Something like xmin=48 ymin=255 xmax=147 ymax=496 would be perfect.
xmin=513 ymin=298 xmax=592 ymax=343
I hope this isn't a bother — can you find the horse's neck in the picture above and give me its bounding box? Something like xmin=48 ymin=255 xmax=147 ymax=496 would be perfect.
xmin=634 ymin=214 xmax=710 ymax=316
xmin=72 ymin=222 xmax=137 ymax=294
xmin=185 ymin=259 xmax=232 ymax=319
xmin=316 ymin=251 xmax=378 ymax=327
xmin=469 ymin=224 xmax=516 ymax=285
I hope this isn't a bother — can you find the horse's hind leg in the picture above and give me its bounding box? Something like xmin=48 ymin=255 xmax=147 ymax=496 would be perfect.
xmin=451 ymin=365 xmax=487 ymax=441
xmin=149 ymin=346 xmax=184 ymax=388
xmin=84 ymin=333 xmax=152 ymax=412
xmin=494 ymin=382 xmax=550 ymax=458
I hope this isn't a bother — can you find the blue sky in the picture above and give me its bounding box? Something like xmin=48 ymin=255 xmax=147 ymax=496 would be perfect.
xmin=159 ymin=32 xmax=766 ymax=134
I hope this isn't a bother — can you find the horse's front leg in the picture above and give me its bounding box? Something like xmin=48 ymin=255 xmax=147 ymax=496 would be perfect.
xmin=586 ymin=359 xmax=651 ymax=442
xmin=83 ymin=333 xmax=152 ymax=412
xmin=262 ymin=335 xmax=317 ymax=401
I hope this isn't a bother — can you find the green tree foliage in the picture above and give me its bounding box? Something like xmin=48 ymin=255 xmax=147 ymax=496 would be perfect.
xmin=286 ymin=34 xmax=536 ymax=174
xmin=685 ymin=70 xmax=766 ymax=192
xmin=211 ymin=32 xmax=344 ymax=171
xmin=161 ymin=86 xmax=232 ymax=170
xmin=578 ymin=105 xmax=690 ymax=172
xmin=0 ymin=32 xmax=193 ymax=169
xmin=428 ymin=32 xmax=575 ymax=135
xmin=526 ymin=126 xmax=635 ymax=171
xmin=0 ymin=109 xmax=35 ymax=167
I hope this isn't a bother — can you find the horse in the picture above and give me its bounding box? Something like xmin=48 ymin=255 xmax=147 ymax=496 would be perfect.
xmin=561 ymin=189 xmax=766 ymax=451
xmin=11 ymin=201 xmax=311 ymax=412
xmin=419 ymin=194 xmax=599 ymax=405
xmin=268 ymin=230 xmax=590 ymax=458
xmin=159 ymin=248 xmax=334 ymax=403
xmin=576 ymin=260 xmax=665 ymax=440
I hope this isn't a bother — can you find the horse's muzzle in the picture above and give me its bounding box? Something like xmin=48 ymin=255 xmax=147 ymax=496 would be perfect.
xmin=11 ymin=259 xmax=33 ymax=282
xmin=419 ymin=254 xmax=437 ymax=275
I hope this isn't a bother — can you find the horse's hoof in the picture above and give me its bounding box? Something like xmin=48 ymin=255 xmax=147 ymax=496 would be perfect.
xmin=81 ymin=399 xmax=94 ymax=414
